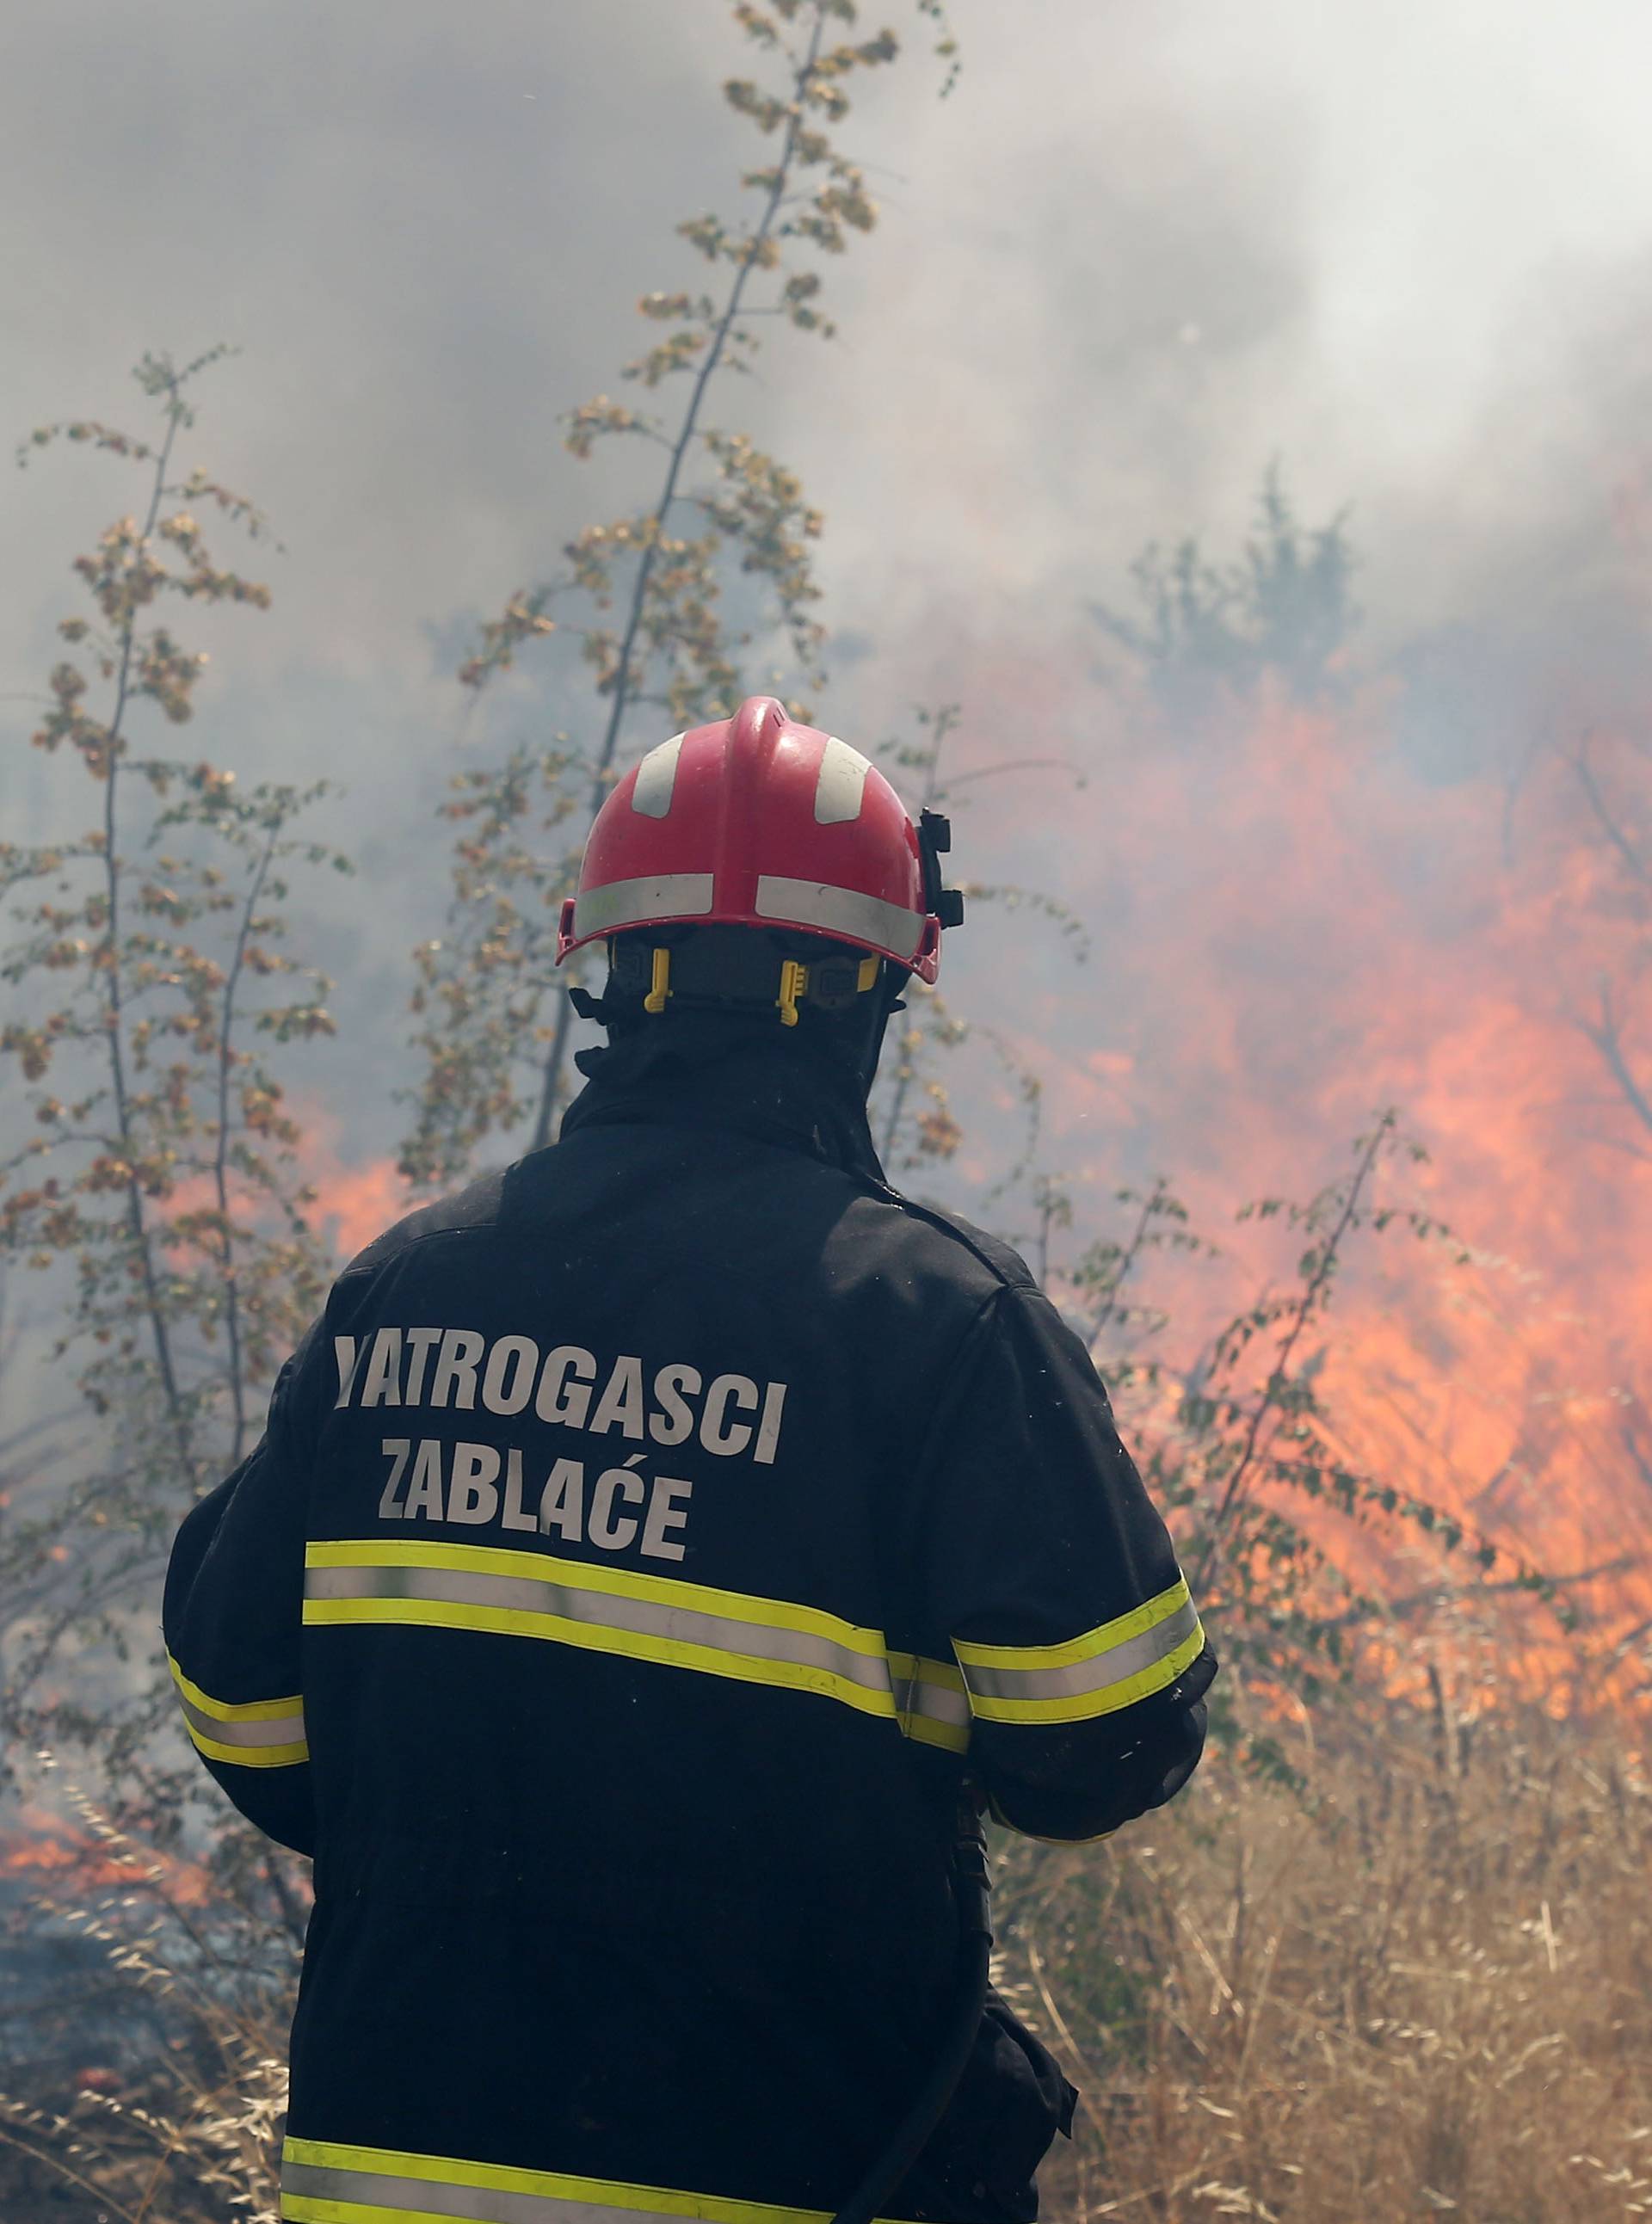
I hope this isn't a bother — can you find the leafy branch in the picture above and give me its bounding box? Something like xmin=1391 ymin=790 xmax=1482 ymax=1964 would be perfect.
xmin=1 ymin=354 xmax=344 ymax=1833
xmin=403 ymin=2 xmax=957 ymax=1184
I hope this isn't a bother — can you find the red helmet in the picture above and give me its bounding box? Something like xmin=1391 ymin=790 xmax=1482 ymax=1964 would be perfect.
xmin=557 ymin=695 xmax=961 ymax=988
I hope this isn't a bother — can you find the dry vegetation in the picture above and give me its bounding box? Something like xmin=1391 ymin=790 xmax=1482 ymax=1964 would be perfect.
xmin=1001 ymin=1691 xmax=1652 ymax=2223
xmin=0 ymin=1776 xmax=288 ymax=2221
xmin=3 ymin=1684 xmax=1647 ymax=2221
xmin=5 ymin=9 xmax=1649 ymax=2223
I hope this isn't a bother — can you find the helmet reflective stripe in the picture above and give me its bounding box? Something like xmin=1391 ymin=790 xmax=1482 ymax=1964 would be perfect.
xmin=754 ymin=874 xmax=924 ymax=962
xmin=556 ymin=695 xmax=953 ymax=984
xmin=812 ymin=735 xmax=872 ymax=824
xmin=630 ymin=732 xmax=686 ymax=820
xmin=575 ymin=871 xmax=715 ymax=939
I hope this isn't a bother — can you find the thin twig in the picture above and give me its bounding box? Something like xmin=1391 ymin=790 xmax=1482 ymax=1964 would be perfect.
xmin=529 ymin=7 xmax=831 ymax=1151
xmin=1571 ymin=730 xmax=1650 ymax=885
xmin=1578 ymin=981 xmax=1652 ymax=1140
xmin=1026 ymin=1934 xmax=1103 ymax=2087
xmin=879 ymin=706 xmax=960 ymax=1162
xmin=213 ymin=820 xmax=280 ymax=1464
xmin=96 ymin=383 xmax=197 ymax=1485
xmin=1090 ymin=1180 xmax=1168 ymax=1342
xmin=1191 ymin=1117 xmax=1390 ymax=1595
xmin=0 ymin=2121 xmax=145 ymax=2221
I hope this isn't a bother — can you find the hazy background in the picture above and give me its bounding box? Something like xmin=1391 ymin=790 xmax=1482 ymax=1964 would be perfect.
xmin=4 ymin=0 xmax=1650 ymax=1229
xmin=6 ymin=19 xmax=1652 ymax=2196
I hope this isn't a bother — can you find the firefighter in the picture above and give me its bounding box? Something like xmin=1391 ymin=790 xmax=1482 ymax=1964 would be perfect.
xmin=164 ymin=695 xmax=1217 ymax=2224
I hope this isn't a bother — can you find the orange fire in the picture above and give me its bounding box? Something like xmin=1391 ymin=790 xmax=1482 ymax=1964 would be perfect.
xmin=5 ymin=1802 xmax=213 ymax=1905
xmin=157 ymin=1098 xmax=410 ymax=1270
xmin=941 ymin=653 xmax=1652 ymax=1715
xmin=294 ymin=1117 xmax=411 ymax=1260
xmin=151 ymin=660 xmax=1651 ymax=1716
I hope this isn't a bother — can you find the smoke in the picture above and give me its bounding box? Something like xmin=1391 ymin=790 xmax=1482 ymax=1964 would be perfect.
xmin=3 ymin=0 xmax=1652 ymax=1254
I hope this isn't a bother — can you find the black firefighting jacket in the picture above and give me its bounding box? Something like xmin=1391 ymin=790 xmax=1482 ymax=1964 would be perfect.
xmin=164 ymin=1025 xmax=1217 ymax=2224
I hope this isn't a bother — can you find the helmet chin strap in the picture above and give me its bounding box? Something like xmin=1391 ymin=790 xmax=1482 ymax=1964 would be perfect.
xmin=571 ymin=941 xmax=906 ymax=1105
xmin=576 ymin=929 xmax=906 ymax=1080
xmin=848 ymin=971 xmax=904 ymax=1102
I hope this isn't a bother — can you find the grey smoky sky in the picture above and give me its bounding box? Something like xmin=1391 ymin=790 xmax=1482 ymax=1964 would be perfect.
xmin=4 ymin=0 xmax=1652 ymax=1180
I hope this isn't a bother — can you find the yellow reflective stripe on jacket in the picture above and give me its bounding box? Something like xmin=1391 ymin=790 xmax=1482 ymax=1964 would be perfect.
xmin=888 ymin=1649 xmax=971 ymax=1751
xmin=302 ymin=1540 xmax=969 ymax=1756
xmin=167 ymin=1652 xmax=308 ymax=1769
xmin=280 ymin=2135 xmax=903 ymax=2224
xmin=952 ymin=1577 xmax=1205 ymax=1725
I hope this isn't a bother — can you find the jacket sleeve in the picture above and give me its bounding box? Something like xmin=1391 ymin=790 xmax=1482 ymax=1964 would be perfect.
xmin=161 ymin=1320 xmax=326 ymax=1857
xmin=912 ymin=1283 xmax=1217 ymax=1843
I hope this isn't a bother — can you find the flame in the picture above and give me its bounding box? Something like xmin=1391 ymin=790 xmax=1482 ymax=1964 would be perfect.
xmin=297 ymin=1128 xmax=410 ymax=1260
xmin=939 ymin=650 xmax=1652 ymax=1712
xmin=3 ymin=1802 xmax=213 ymax=1904
xmin=135 ymin=652 xmax=1652 ymax=1711
xmin=157 ymin=1099 xmax=410 ymax=1269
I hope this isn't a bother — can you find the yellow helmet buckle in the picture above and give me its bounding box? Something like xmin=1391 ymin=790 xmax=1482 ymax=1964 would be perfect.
xmin=643 ymin=946 xmax=672 ymax=1014
xmin=776 ymin=959 xmax=809 ymax=1027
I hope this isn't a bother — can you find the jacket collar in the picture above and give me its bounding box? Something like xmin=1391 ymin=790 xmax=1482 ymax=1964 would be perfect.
xmin=557 ymin=1013 xmax=890 ymax=1188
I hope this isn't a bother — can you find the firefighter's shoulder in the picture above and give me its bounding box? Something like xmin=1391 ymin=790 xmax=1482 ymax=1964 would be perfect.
xmin=866 ymin=1183 xmax=1039 ymax=1296
xmin=335 ymin=1166 xmax=510 ymax=1283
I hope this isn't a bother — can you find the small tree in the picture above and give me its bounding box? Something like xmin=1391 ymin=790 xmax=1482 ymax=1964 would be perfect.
xmin=401 ymin=0 xmax=958 ymax=1187
xmin=1092 ymin=461 xmax=1360 ymax=721
xmin=871 ymin=702 xmax=1088 ymax=1186
xmin=1526 ymin=724 xmax=1652 ymax=1161
xmin=0 ymin=1761 xmax=290 ymax=2222
xmin=1042 ymin=1118 xmax=1577 ymax=1742
xmin=1 ymin=352 xmax=347 ymax=1937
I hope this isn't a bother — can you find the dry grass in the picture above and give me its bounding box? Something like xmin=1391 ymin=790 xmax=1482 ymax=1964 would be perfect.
xmin=0 ymin=2053 xmax=286 ymax=2224
xmin=0 ymin=1782 xmax=290 ymax=2222
xmin=997 ymin=1696 xmax=1652 ymax=2222
xmin=4 ymin=1699 xmax=1649 ymax=2221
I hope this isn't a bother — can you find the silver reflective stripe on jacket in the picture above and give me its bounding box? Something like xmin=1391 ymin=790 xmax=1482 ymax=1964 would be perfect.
xmin=167 ymin=1652 xmax=308 ymax=1769
xmin=952 ymin=1577 xmax=1205 ymax=1725
xmin=176 ymin=1692 xmax=306 ymax=1751
xmin=302 ymin=1540 xmax=970 ymax=1754
xmin=280 ymin=2135 xmax=894 ymax=2224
